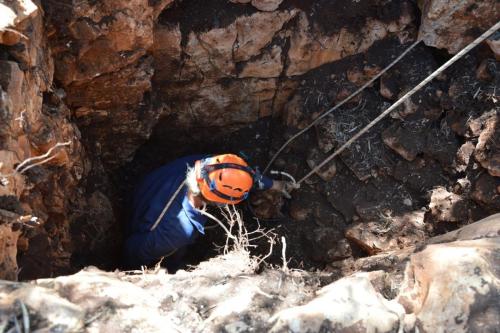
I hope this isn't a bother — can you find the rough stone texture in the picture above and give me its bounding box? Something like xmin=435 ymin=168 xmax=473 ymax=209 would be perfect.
xmin=286 ymin=9 xmax=414 ymax=76
xmin=0 ymin=251 xmax=318 ymax=332
xmin=345 ymin=211 xmax=426 ymax=255
xmin=429 ymin=186 xmax=469 ymax=222
xmin=230 ymin=0 xmax=283 ymax=12
xmin=397 ymin=237 xmax=500 ymax=332
xmin=43 ymin=0 xmax=174 ymax=166
xmin=0 ymin=223 xmax=20 ymax=281
xmin=1 ymin=216 xmax=499 ymax=332
xmin=0 ymin=0 xmax=499 ymax=302
xmin=418 ymin=0 xmax=500 ymax=53
xmin=0 ymin=1 xmax=90 ymax=280
xmin=474 ymin=112 xmax=500 ymax=177
xmin=270 ymin=272 xmax=406 ymax=333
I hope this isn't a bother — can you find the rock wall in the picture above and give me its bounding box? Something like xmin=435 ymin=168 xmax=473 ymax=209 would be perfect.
xmin=0 ymin=1 xmax=89 ymax=280
xmin=0 ymin=0 xmax=499 ymax=282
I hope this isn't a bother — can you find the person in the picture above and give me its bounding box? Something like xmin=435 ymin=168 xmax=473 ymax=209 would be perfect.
xmin=123 ymin=153 xmax=295 ymax=271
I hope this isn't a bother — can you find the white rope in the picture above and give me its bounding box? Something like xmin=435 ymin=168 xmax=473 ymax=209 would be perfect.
xmin=263 ymin=39 xmax=422 ymax=174
xmin=150 ymin=180 xmax=186 ymax=231
xmin=298 ymin=21 xmax=500 ymax=185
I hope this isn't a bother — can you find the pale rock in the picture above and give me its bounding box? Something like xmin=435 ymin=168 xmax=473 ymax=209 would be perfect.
xmin=345 ymin=211 xmax=426 ymax=254
xmin=396 ymin=237 xmax=500 ymax=332
xmin=287 ymin=13 xmax=411 ymax=76
xmin=454 ymin=141 xmax=475 ymax=172
xmin=172 ymin=78 xmax=277 ymax=127
xmin=418 ymin=0 xmax=500 ymax=53
xmin=239 ymin=45 xmax=283 ymax=78
xmin=234 ymin=10 xmax=296 ymax=62
xmin=251 ymin=0 xmax=283 ymax=12
xmin=429 ymin=186 xmax=468 ymax=222
xmin=270 ymin=273 xmax=406 ymax=333
xmin=0 ymin=282 xmax=85 ymax=331
xmin=474 ymin=113 xmax=500 ymax=177
xmin=185 ymin=29 xmax=237 ymax=78
xmin=428 ymin=213 xmax=500 ymax=244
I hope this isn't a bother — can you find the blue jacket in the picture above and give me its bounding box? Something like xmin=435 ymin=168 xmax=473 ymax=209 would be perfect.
xmin=124 ymin=155 xmax=272 ymax=268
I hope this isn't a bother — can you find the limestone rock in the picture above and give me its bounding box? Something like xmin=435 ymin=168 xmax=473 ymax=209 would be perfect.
xmin=455 ymin=141 xmax=475 ymax=172
xmin=251 ymin=0 xmax=283 ymax=12
xmin=0 ymin=0 xmax=38 ymax=45
xmin=270 ymin=273 xmax=406 ymax=333
xmin=0 ymin=282 xmax=85 ymax=331
xmin=152 ymin=24 xmax=182 ymax=82
xmin=286 ymin=9 xmax=414 ymax=76
xmin=428 ymin=213 xmax=500 ymax=244
xmin=418 ymin=0 xmax=500 ymax=53
xmin=429 ymin=187 xmax=469 ymax=222
xmin=345 ymin=211 xmax=426 ymax=255
xmin=230 ymin=0 xmax=283 ymax=12
xmin=239 ymin=45 xmax=283 ymax=78
xmin=234 ymin=10 xmax=297 ymax=62
xmin=474 ymin=112 xmax=500 ymax=177
xmin=0 ymin=223 xmax=20 ymax=281
xmin=0 ymin=0 xmax=90 ymax=281
xmin=397 ymin=237 xmax=500 ymax=332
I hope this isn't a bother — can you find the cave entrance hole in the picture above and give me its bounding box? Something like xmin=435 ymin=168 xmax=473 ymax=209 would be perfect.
xmin=70 ymin=115 xmax=346 ymax=274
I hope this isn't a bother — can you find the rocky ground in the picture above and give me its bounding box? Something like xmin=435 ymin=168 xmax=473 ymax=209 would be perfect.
xmin=0 ymin=0 xmax=499 ymax=331
xmin=1 ymin=215 xmax=499 ymax=332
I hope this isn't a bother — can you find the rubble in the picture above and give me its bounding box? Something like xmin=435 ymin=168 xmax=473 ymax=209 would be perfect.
xmin=2 ymin=216 xmax=498 ymax=332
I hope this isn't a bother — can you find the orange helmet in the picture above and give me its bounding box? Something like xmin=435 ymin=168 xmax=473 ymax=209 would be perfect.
xmin=195 ymin=154 xmax=255 ymax=204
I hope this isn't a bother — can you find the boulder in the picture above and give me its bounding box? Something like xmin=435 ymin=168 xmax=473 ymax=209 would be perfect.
xmin=345 ymin=211 xmax=426 ymax=255
xmin=429 ymin=186 xmax=469 ymax=223
xmin=251 ymin=0 xmax=283 ymax=12
xmin=270 ymin=272 xmax=406 ymax=333
xmin=474 ymin=112 xmax=500 ymax=177
xmin=397 ymin=237 xmax=500 ymax=332
xmin=418 ymin=0 xmax=500 ymax=53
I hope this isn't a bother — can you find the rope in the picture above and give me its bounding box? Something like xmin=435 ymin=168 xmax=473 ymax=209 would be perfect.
xmin=150 ymin=180 xmax=186 ymax=231
xmin=263 ymin=39 xmax=422 ymax=174
xmin=297 ymin=21 xmax=500 ymax=185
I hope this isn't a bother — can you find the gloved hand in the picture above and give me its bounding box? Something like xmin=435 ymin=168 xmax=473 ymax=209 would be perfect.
xmin=271 ymin=180 xmax=300 ymax=199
